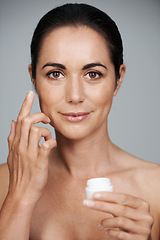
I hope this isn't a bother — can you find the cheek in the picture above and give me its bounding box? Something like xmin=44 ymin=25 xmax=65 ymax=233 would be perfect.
xmin=36 ymin=81 xmax=61 ymax=114
xmin=39 ymin=94 xmax=59 ymax=113
xmin=90 ymin=84 xmax=114 ymax=108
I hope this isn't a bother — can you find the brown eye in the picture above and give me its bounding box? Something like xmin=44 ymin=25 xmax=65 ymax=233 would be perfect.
xmin=86 ymin=71 xmax=103 ymax=80
xmin=53 ymin=72 xmax=60 ymax=78
xmin=89 ymin=72 xmax=97 ymax=78
xmin=52 ymin=71 xmax=61 ymax=78
xmin=46 ymin=70 xmax=63 ymax=79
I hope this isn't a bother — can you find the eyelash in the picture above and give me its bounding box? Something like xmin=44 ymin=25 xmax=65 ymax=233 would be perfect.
xmin=85 ymin=71 xmax=103 ymax=80
xmin=46 ymin=70 xmax=64 ymax=79
xmin=46 ymin=70 xmax=103 ymax=80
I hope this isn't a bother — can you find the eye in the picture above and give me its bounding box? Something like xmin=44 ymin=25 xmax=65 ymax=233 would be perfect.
xmin=86 ymin=71 xmax=103 ymax=80
xmin=46 ymin=70 xmax=64 ymax=79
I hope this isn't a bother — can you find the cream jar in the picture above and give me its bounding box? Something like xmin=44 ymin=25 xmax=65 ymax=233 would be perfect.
xmin=85 ymin=177 xmax=113 ymax=199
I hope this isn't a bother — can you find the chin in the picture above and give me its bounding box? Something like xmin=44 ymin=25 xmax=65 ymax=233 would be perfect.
xmin=55 ymin=125 xmax=92 ymax=141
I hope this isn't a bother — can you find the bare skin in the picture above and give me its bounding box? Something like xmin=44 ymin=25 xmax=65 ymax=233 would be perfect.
xmin=0 ymin=26 xmax=159 ymax=240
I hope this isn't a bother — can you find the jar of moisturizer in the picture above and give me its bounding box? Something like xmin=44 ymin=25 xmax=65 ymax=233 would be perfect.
xmin=85 ymin=177 xmax=113 ymax=199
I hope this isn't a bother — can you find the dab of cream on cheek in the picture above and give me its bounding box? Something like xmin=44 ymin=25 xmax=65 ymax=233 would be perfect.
xmin=85 ymin=177 xmax=113 ymax=199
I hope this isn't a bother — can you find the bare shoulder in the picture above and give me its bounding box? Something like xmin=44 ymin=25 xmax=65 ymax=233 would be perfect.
xmin=138 ymin=160 xmax=160 ymax=199
xmin=137 ymin=159 xmax=160 ymax=193
xmin=125 ymin=153 xmax=160 ymax=203
xmin=0 ymin=163 xmax=9 ymax=209
xmin=118 ymin=148 xmax=160 ymax=196
xmin=125 ymin=151 xmax=160 ymax=182
xmin=131 ymin=155 xmax=160 ymax=182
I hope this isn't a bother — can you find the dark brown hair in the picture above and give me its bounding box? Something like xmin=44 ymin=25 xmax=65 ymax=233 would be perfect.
xmin=30 ymin=3 xmax=123 ymax=82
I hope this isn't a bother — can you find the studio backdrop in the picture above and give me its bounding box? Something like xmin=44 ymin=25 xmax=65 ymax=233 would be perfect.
xmin=0 ymin=0 xmax=160 ymax=164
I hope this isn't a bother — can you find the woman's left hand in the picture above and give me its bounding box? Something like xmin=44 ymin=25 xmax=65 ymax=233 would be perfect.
xmin=83 ymin=192 xmax=153 ymax=239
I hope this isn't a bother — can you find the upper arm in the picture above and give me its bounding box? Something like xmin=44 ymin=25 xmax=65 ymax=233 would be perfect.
xmin=149 ymin=164 xmax=160 ymax=238
xmin=156 ymin=166 xmax=160 ymax=224
xmin=0 ymin=163 xmax=9 ymax=210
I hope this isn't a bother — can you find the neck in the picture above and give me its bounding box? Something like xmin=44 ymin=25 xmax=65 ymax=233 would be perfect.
xmin=52 ymin=125 xmax=116 ymax=180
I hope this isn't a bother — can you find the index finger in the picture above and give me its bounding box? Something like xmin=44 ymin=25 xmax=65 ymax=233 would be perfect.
xmin=93 ymin=192 xmax=143 ymax=209
xmin=17 ymin=90 xmax=35 ymax=122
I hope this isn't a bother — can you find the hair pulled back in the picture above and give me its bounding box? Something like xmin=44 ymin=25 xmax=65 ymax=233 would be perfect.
xmin=30 ymin=3 xmax=123 ymax=81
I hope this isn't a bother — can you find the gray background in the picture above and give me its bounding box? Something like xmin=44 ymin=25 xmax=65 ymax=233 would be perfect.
xmin=0 ymin=0 xmax=160 ymax=165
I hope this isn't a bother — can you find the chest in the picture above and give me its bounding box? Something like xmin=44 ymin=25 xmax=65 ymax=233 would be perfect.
xmin=29 ymin=175 xmax=159 ymax=240
xmin=29 ymin=192 xmax=110 ymax=240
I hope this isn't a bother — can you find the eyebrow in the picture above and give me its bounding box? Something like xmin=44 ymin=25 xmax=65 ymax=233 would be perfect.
xmin=42 ymin=63 xmax=66 ymax=70
xmin=82 ymin=62 xmax=108 ymax=70
xmin=42 ymin=62 xmax=108 ymax=70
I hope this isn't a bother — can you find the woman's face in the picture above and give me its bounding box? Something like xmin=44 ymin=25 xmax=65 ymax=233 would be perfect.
xmin=29 ymin=26 xmax=125 ymax=140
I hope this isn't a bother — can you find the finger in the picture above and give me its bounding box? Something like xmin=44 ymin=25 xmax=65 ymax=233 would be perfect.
xmin=18 ymin=112 xmax=51 ymax=149
xmin=93 ymin=192 xmax=143 ymax=209
xmin=8 ymin=121 xmax=16 ymax=151
xmin=106 ymin=228 xmax=138 ymax=240
xmin=83 ymin=199 xmax=146 ymax=221
xmin=101 ymin=217 xmax=150 ymax=235
xmin=38 ymin=139 xmax=57 ymax=163
xmin=28 ymin=126 xmax=52 ymax=155
xmin=17 ymin=90 xmax=35 ymax=122
xmin=14 ymin=91 xmax=35 ymax=144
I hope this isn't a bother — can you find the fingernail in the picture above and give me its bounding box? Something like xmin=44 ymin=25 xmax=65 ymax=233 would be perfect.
xmin=27 ymin=90 xmax=34 ymax=99
xmin=47 ymin=117 xmax=51 ymax=122
xmin=94 ymin=193 xmax=102 ymax=199
xmin=83 ymin=199 xmax=94 ymax=207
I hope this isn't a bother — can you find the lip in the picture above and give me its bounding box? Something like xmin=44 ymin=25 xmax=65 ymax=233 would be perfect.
xmin=60 ymin=112 xmax=90 ymax=122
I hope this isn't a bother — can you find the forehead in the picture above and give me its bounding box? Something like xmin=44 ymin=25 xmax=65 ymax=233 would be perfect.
xmin=38 ymin=26 xmax=112 ymax=65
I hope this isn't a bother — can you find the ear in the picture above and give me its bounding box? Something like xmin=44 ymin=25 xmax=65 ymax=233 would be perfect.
xmin=113 ymin=64 xmax=126 ymax=96
xmin=28 ymin=64 xmax=36 ymax=89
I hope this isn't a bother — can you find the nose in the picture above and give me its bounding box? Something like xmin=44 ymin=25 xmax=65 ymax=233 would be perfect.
xmin=65 ymin=76 xmax=85 ymax=104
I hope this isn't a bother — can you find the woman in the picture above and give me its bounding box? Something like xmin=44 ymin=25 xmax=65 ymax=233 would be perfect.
xmin=0 ymin=3 xmax=159 ymax=239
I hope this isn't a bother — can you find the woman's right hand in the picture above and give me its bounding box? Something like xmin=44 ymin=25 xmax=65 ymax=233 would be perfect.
xmin=7 ymin=90 xmax=57 ymax=205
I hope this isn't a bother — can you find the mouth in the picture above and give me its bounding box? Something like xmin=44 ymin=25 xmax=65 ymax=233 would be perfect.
xmin=60 ymin=112 xmax=91 ymax=122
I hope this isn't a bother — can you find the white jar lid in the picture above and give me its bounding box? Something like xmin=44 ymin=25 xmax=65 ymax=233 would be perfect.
xmin=87 ymin=177 xmax=111 ymax=186
xmin=85 ymin=177 xmax=113 ymax=199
